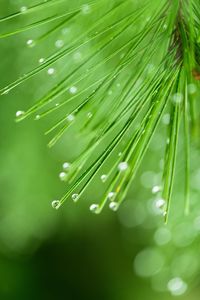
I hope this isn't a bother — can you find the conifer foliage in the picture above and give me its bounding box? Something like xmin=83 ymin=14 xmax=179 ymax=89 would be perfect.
xmin=1 ymin=0 xmax=200 ymax=221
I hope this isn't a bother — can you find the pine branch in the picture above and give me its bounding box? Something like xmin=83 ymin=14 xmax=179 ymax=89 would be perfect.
xmin=1 ymin=0 xmax=200 ymax=222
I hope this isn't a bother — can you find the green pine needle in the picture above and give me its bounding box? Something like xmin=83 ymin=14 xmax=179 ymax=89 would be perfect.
xmin=1 ymin=0 xmax=200 ymax=221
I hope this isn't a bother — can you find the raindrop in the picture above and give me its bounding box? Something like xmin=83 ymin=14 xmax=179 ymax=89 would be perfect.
xmin=134 ymin=248 xmax=164 ymax=278
xmin=100 ymin=174 xmax=107 ymax=183
xmin=118 ymin=162 xmax=128 ymax=171
xmin=152 ymin=185 xmax=161 ymax=194
xmin=69 ymin=86 xmax=78 ymax=94
xmin=162 ymin=113 xmax=170 ymax=125
xmin=26 ymin=39 xmax=35 ymax=47
xmin=155 ymin=198 xmax=165 ymax=209
xmin=63 ymin=162 xmax=71 ymax=171
xmin=172 ymin=93 xmax=183 ymax=104
xmin=47 ymin=68 xmax=55 ymax=75
xmin=59 ymin=172 xmax=67 ymax=181
xmin=163 ymin=211 xmax=167 ymax=217
xmin=20 ymin=6 xmax=27 ymax=13
xmin=154 ymin=227 xmax=171 ymax=245
xmin=39 ymin=58 xmax=45 ymax=64
xmin=51 ymin=200 xmax=61 ymax=209
xmin=89 ymin=204 xmax=99 ymax=213
xmin=167 ymin=277 xmax=188 ymax=296
xmin=16 ymin=110 xmax=25 ymax=118
xmin=35 ymin=114 xmax=41 ymax=120
xmin=108 ymin=192 xmax=116 ymax=201
xmin=55 ymin=39 xmax=64 ymax=48
xmin=62 ymin=27 xmax=70 ymax=35
xmin=66 ymin=114 xmax=75 ymax=122
xmin=72 ymin=193 xmax=79 ymax=202
xmin=81 ymin=4 xmax=91 ymax=14
xmin=109 ymin=201 xmax=119 ymax=211
xmin=73 ymin=51 xmax=82 ymax=62
xmin=150 ymin=198 xmax=166 ymax=216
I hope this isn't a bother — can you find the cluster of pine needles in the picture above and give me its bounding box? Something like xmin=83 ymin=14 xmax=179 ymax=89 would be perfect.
xmin=1 ymin=0 xmax=200 ymax=222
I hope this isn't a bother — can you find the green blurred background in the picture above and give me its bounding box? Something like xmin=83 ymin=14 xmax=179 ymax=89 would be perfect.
xmin=1 ymin=0 xmax=200 ymax=299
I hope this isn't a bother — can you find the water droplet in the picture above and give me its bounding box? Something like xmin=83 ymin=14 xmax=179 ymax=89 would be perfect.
xmin=73 ymin=51 xmax=82 ymax=62
xmin=47 ymin=68 xmax=55 ymax=75
xmin=69 ymin=86 xmax=78 ymax=94
xmin=63 ymin=162 xmax=71 ymax=171
xmin=26 ymin=39 xmax=35 ymax=47
xmin=66 ymin=114 xmax=75 ymax=122
xmin=167 ymin=277 xmax=187 ymax=296
xmin=172 ymin=93 xmax=183 ymax=104
xmin=59 ymin=172 xmax=67 ymax=181
xmin=89 ymin=204 xmax=99 ymax=213
xmin=134 ymin=248 xmax=164 ymax=278
xmin=51 ymin=200 xmax=61 ymax=209
xmin=62 ymin=27 xmax=70 ymax=35
xmin=100 ymin=174 xmax=107 ymax=183
xmin=109 ymin=201 xmax=119 ymax=211
xmin=152 ymin=185 xmax=161 ymax=194
xmin=154 ymin=227 xmax=171 ymax=245
xmin=108 ymin=192 xmax=116 ymax=201
xmin=81 ymin=4 xmax=91 ymax=14
xmin=20 ymin=6 xmax=27 ymax=13
xmin=118 ymin=162 xmax=128 ymax=171
xmin=35 ymin=114 xmax=41 ymax=120
xmin=155 ymin=198 xmax=165 ymax=209
xmin=55 ymin=39 xmax=64 ymax=48
xmin=162 ymin=113 xmax=170 ymax=125
xmin=39 ymin=58 xmax=45 ymax=64
xmin=72 ymin=193 xmax=79 ymax=202
xmin=16 ymin=110 xmax=25 ymax=118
